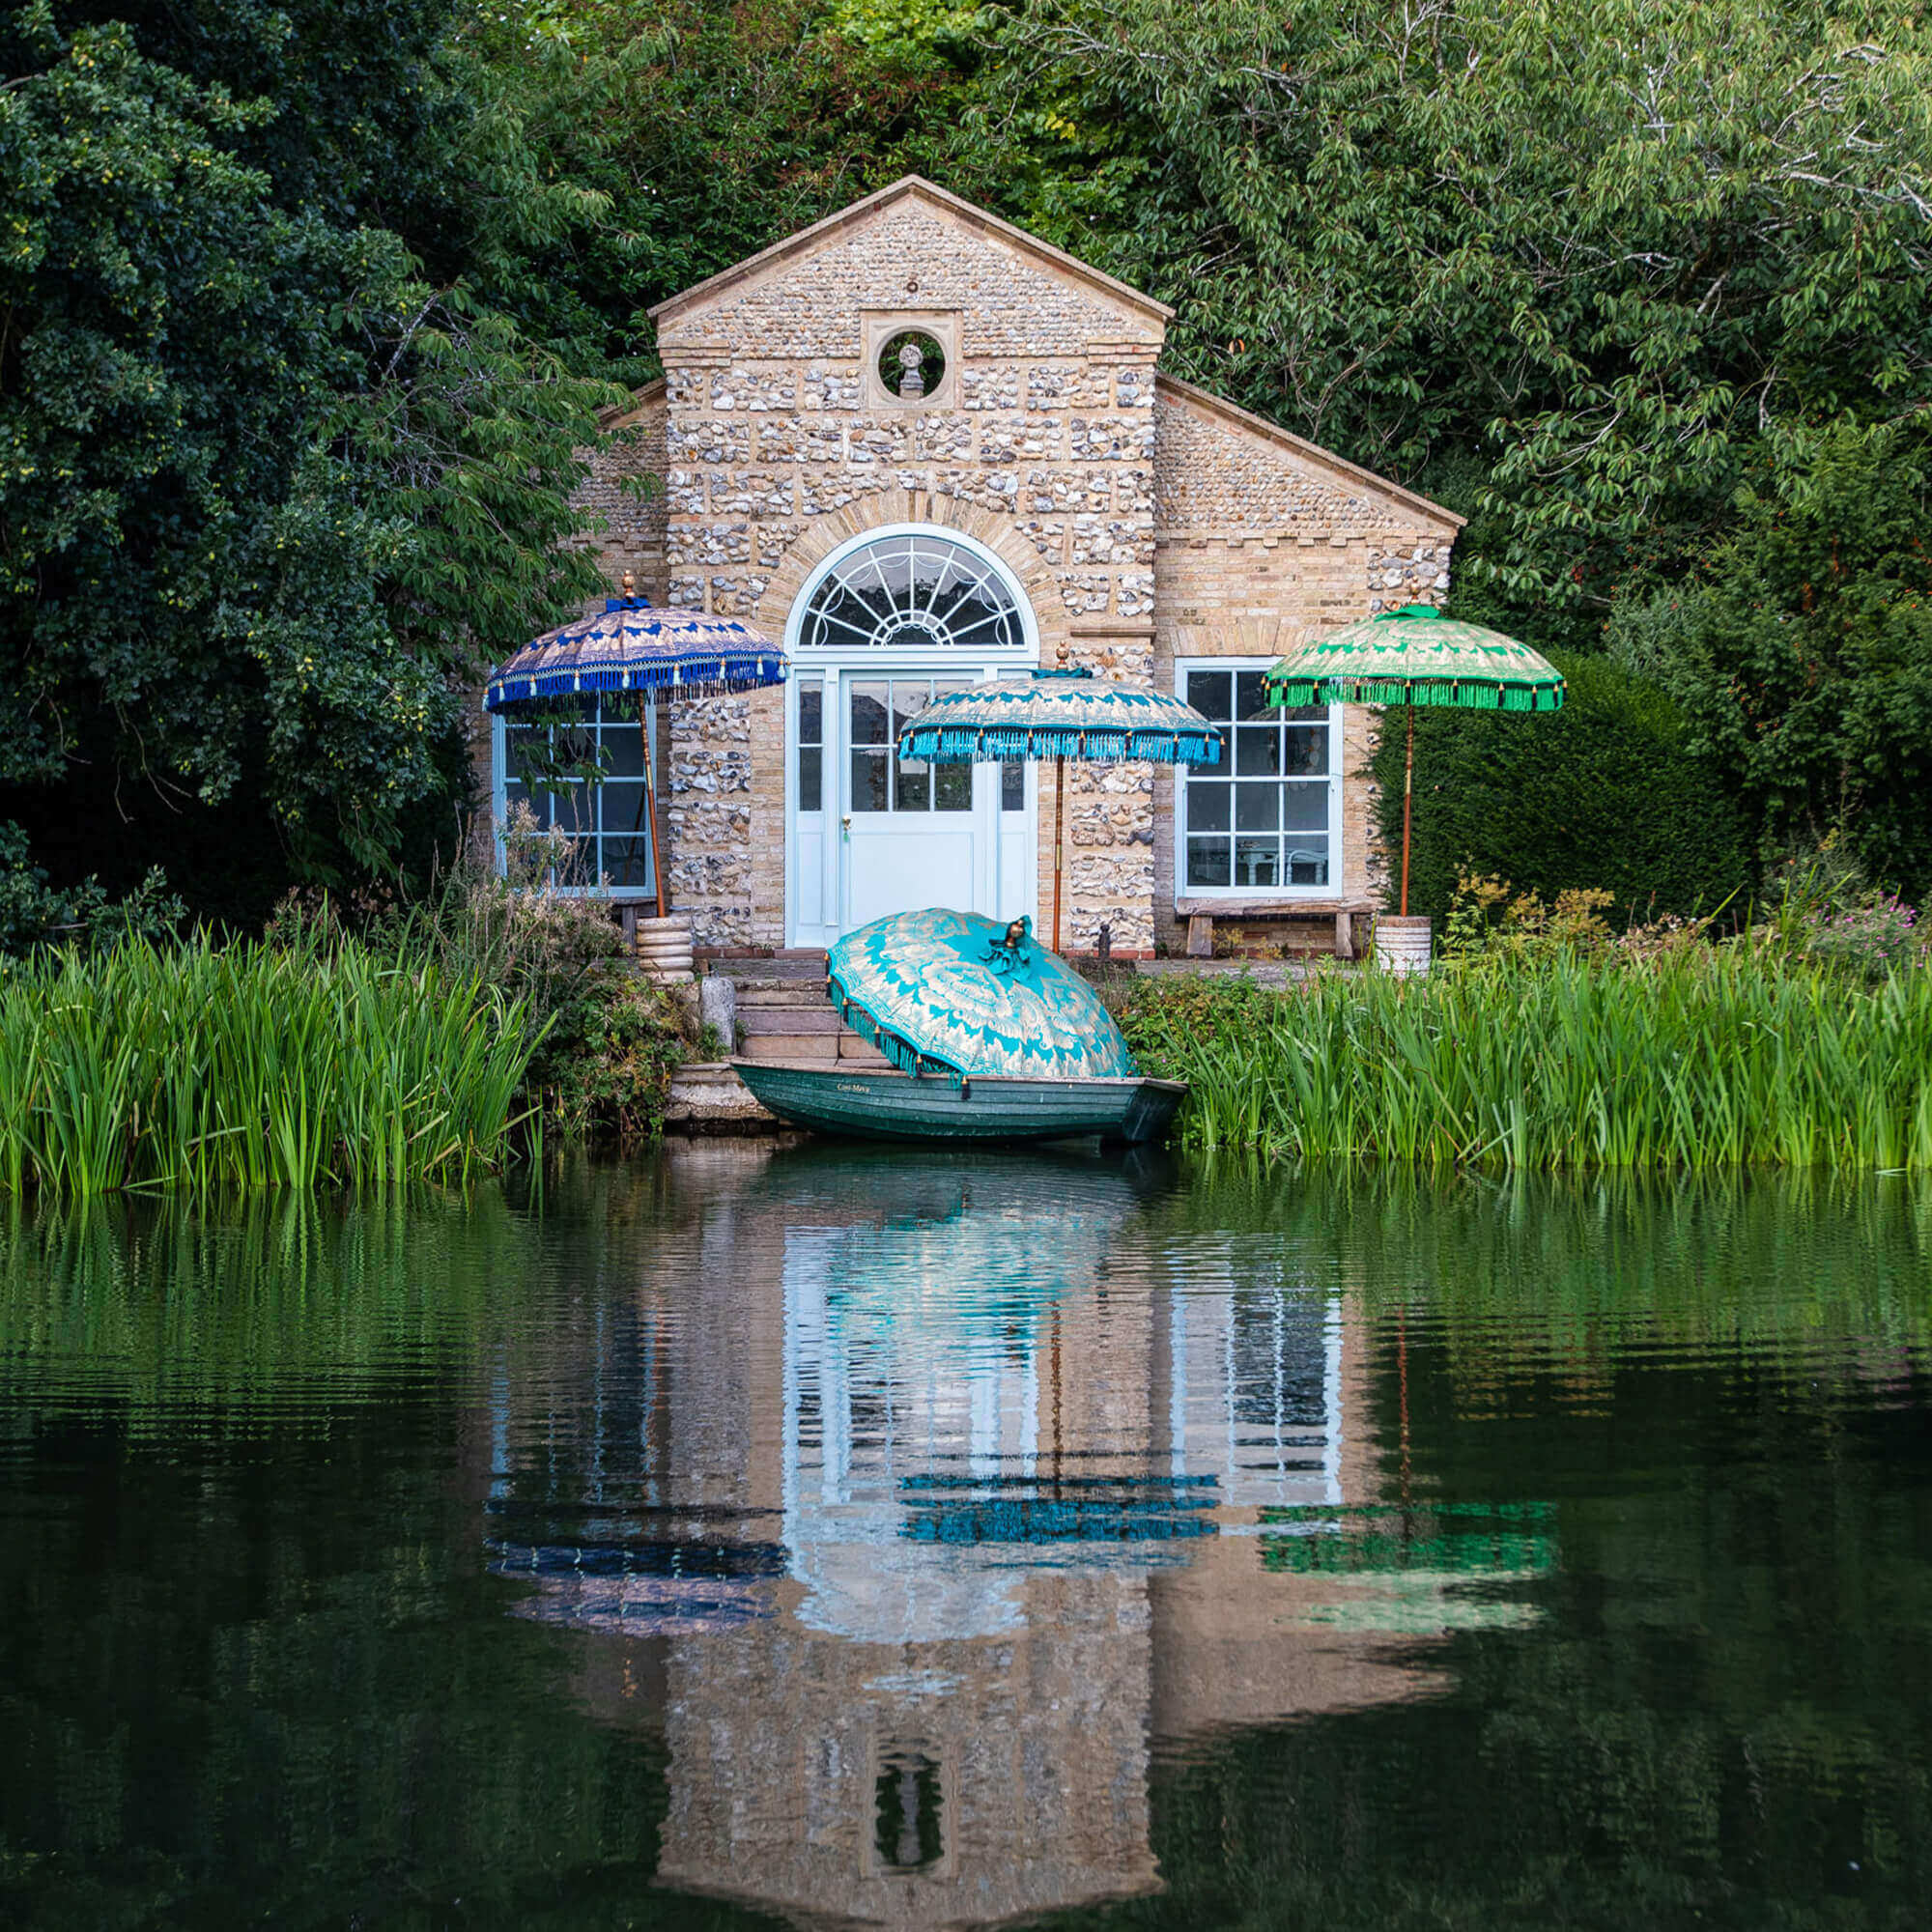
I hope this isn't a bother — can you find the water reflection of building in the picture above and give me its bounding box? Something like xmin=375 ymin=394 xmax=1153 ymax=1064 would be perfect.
xmin=482 ymin=1145 xmax=1454 ymax=1929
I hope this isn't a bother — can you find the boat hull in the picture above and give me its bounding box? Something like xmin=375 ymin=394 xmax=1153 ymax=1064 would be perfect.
xmin=730 ymin=1062 xmax=1185 ymax=1146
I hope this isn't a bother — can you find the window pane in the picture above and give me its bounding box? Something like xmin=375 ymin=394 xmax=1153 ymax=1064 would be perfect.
xmin=1188 ymin=781 xmax=1231 ymax=833
xmin=599 ymin=781 xmax=649 ymax=842
xmin=1235 ymin=837 xmax=1280 ymax=888
xmin=1235 ymin=725 xmax=1282 ymax=777
xmin=1281 ymin=782 xmax=1328 ymax=832
xmin=602 ymin=833 xmax=655 ymax=889
xmin=1186 ymin=669 xmax=1233 ymax=721
xmin=550 ymin=783 xmax=592 ymax=835
xmin=1286 ymin=838 xmax=1330 ymax=887
xmin=554 ymin=723 xmax=597 ymax=774
xmin=935 ymin=762 xmax=972 ymax=811
xmin=554 ymin=835 xmax=597 ymax=887
xmin=1186 ymin=837 xmax=1232 ymax=888
xmin=1235 ymin=668 xmax=1271 ymax=722
xmin=851 ymin=749 xmax=889 ymax=811
xmin=1001 ymin=761 xmax=1025 ymax=811
xmin=895 ymin=753 xmax=931 ymax=811
xmin=1283 ymin=725 xmax=1327 ymax=777
xmin=600 ymin=716 xmax=646 ymax=779
xmin=797 ymin=679 xmax=822 ymax=746
xmin=1235 ymin=782 xmax=1280 ymax=832
xmin=504 ymin=727 xmax=541 ymax=787
xmin=849 ymin=681 xmax=890 ymax=745
xmin=798 ymin=746 xmax=822 ymax=812
xmin=892 ymin=681 xmax=929 ymax=740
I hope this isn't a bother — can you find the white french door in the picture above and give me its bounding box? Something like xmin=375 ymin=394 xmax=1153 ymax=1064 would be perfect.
xmin=787 ymin=665 xmax=1035 ymax=948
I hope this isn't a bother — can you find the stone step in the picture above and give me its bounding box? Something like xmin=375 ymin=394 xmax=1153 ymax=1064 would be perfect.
xmin=662 ymin=1061 xmax=777 ymax=1130
xmin=704 ymin=952 xmax=828 ymax=980
xmin=739 ymin=1006 xmax=841 ymax=1037
xmin=734 ymin=1030 xmax=889 ymax=1067
xmin=735 ymin=982 xmax=832 ymax=1008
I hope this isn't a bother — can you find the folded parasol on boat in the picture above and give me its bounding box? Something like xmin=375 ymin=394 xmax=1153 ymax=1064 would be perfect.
xmin=827 ymin=907 xmax=1138 ymax=1083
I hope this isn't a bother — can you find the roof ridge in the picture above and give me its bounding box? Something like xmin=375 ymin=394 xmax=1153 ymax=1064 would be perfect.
xmin=648 ymin=176 xmax=1173 ymax=327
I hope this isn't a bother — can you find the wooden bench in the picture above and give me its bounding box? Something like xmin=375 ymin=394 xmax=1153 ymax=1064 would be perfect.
xmin=1176 ymin=897 xmax=1377 ymax=961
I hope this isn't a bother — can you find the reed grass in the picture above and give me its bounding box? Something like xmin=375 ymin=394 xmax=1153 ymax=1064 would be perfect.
xmin=0 ymin=930 xmax=539 ymax=1196
xmin=1118 ymin=951 xmax=1932 ymax=1170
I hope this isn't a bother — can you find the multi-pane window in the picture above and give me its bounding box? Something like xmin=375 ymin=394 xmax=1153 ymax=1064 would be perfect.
xmin=499 ymin=701 xmax=655 ymax=892
xmin=1179 ymin=666 xmax=1336 ymax=893
xmin=848 ymin=677 xmax=974 ymax=813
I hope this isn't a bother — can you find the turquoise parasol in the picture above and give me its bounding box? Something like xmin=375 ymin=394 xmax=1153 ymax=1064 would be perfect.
xmin=484 ymin=575 xmax=787 ymax=916
xmin=1263 ymin=605 xmax=1564 ymax=918
xmin=827 ymin=907 xmax=1139 ymax=1083
xmin=895 ymin=667 xmax=1221 ymax=952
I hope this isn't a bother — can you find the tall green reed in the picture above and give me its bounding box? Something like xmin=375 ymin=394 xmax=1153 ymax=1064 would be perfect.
xmin=1119 ymin=951 xmax=1932 ymax=1170
xmin=0 ymin=930 xmax=540 ymax=1196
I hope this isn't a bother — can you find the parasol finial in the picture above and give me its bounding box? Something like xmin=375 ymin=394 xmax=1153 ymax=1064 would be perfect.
xmin=620 ymin=570 xmax=636 ymax=599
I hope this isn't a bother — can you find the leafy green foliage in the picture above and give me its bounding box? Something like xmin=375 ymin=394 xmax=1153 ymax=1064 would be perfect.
xmin=1 ymin=2 xmax=621 ymax=899
xmin=1368 ymin=653 xmax=1751 ymax=922
xmin=980 ymin=1 xmax=1932 ymax=626
xmin=1644 ymin=420 xmax=1932 ymax=897
xmin=0 ymin=819 xmax=181 ymax=954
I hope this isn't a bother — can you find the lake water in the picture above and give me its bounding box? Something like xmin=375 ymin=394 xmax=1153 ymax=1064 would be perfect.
xmin=1 ymin=1145 xmax=1927 ymax=1930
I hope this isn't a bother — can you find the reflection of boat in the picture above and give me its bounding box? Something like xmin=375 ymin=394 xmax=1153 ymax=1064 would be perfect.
xmin=731 ymin=1059 xmax=1185 ymax=1144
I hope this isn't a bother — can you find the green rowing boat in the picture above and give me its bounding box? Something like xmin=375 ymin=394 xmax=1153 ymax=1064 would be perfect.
xmin=731 ymin=1062 xmax=1185 ymax=1146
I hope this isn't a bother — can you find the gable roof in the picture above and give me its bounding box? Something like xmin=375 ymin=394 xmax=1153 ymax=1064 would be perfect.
xmin=1156 ymin=374 xmax=1464 ymax=531
xmin=648 ymin=176 xmax=1174 ymax=329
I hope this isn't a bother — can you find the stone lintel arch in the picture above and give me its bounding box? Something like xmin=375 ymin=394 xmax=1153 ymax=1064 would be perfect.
xmin=755 ymin=489 xmax=1062 ymax=654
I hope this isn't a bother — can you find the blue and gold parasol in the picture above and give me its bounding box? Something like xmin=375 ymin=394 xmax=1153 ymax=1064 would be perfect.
xmin=827 ymin=907 xmax=1138 ymax=1083
xmin=484 ymin=591 xmax=785 ymax=711
xmin=484 ymin=579 xmax=786 ymax=916
xmin=895 ymin=668 xmax=1220 ymax=951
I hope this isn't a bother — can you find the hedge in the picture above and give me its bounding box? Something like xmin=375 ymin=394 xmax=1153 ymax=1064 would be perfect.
xmin=1368 ymin=650 xmax=1750 ymax=922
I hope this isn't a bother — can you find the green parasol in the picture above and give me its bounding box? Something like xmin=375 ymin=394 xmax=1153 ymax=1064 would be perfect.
xmin=1263 ymin=605 xmax=1564 ymax=918
xmin=826 ymin=906 xmax=1139 ymax=1083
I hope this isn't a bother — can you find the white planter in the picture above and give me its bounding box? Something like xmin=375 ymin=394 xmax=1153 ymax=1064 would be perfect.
xmin=635 ymin=912 xmax=696 ymax=984
xmin=1375 ymin=914 xmax=1433 ymax=977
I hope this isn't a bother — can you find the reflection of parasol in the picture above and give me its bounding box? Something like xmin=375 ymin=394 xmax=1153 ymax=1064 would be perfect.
xmin=484 ymin=573 xmax=786 ymax=916
xmin=895 ymin=667 xmax=1220 ymax=951
xmin=1264 ymin=605 xmax=1563 ymax=919
xmin=827 ymin=906 xmax=1138 ymax=1082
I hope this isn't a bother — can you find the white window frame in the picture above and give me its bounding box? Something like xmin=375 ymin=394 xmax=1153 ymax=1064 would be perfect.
xmin=1171 ymin=658 xmax=1344 ymax=903
xmin=489 ymin=696 xmax=659 ymax=899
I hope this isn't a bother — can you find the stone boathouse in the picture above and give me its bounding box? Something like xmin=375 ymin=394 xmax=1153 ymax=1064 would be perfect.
xmin=486 ymin=177 xmax=1463 ymax=956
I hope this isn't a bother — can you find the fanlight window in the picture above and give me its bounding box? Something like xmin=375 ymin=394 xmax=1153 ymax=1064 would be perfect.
xmin=798 ymin=533 xmax=1026 ymax=654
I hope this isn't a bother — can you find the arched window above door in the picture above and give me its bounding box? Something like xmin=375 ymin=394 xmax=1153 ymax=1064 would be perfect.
xmin=796 ymin=530 xmax=1028 ymax=655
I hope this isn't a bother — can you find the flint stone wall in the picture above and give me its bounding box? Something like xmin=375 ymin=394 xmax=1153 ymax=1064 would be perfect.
xmin=647 ymin=185 xmax=1170 ymax=951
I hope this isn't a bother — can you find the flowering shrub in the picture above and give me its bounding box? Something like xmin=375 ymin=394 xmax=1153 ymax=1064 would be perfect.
xmin=1802 ymin=894 xmax=1924 ymax=980
xmin=1441 ymin=872 xmax=1614 ymax=959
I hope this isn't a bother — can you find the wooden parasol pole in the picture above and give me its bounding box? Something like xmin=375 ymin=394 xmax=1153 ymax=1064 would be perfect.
xmin=1052 ymin=753 xmax=1065 ymax=952
xmin=1400 ymin=701 xmax=1415 ymax=919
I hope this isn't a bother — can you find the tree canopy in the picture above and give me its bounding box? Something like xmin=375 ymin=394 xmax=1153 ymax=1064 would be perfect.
xmin=8 ymin=0 xmax=1932 ymax=918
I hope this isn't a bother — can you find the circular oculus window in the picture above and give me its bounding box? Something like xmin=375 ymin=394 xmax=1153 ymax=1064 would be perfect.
xmin=878 ymin=329 xmax=946 ymax=402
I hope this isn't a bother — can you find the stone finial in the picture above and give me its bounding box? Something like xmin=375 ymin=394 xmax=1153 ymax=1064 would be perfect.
xmin=896 ymin=340 xmax=925 ymax=399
